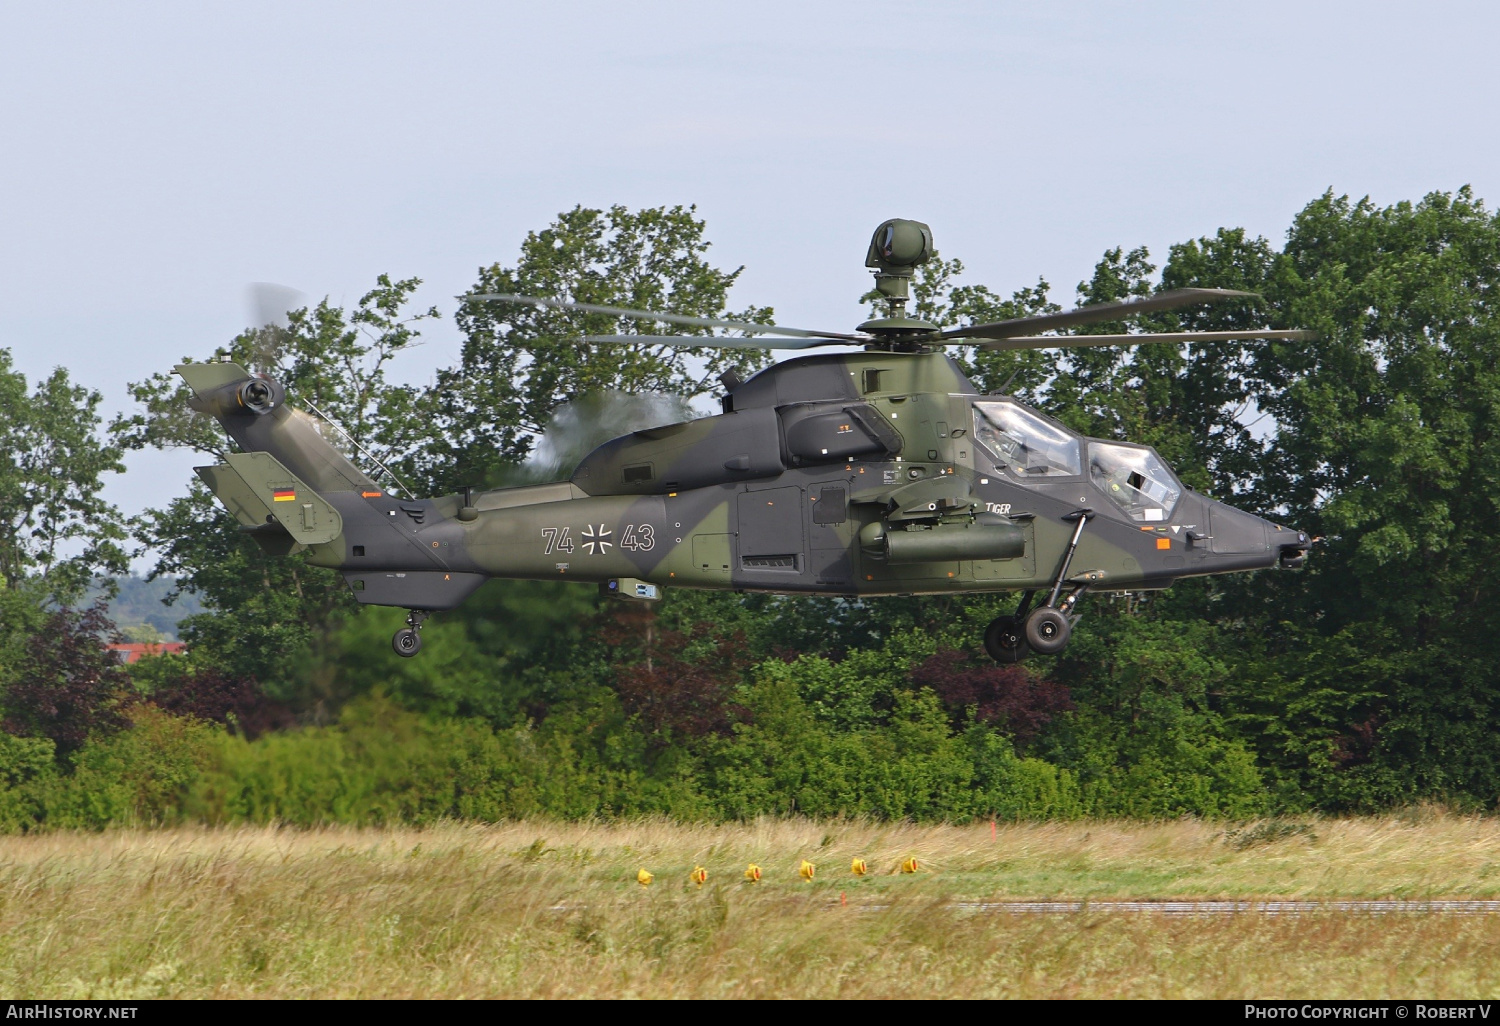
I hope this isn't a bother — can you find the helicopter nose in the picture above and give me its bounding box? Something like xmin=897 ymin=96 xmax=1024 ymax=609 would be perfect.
xmin=1272 ymin=523 xmax=1310 ymax=569
xmin=1192 ymin=498 xmax=1307 ymax=571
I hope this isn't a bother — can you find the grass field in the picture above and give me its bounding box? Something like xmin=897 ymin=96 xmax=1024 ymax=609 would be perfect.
xmin=4 ymin=815 xmax=1500 ymax=998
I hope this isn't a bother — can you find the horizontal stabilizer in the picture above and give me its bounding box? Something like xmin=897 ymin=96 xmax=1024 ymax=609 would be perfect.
xmin=195 ymin=451 xmax=343 ymax=546
xmin=177 ymin=360 xmax=254 ymax=397
xmin=196 ymin=463 xmax=275 ymax=529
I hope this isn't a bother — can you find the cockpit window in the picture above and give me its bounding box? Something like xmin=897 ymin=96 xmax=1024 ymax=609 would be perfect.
xmin=972 ymin=401 xmax=1081 ymax=478
xmin=1089 ymin=442 xmax=1181 ymax=522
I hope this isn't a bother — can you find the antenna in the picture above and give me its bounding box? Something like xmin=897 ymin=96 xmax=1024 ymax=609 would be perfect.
xmin=296 ymin=397 xmax=416 ymax=500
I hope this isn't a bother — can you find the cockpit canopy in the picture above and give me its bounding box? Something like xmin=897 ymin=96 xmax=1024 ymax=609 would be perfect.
xmin=972 ymin=401 xmax=1081 ymax=478
xmin=971 ymin=399 xmax=1184 ymax=523
xmin=1087 ymin=442 xmax=1182 ymax=523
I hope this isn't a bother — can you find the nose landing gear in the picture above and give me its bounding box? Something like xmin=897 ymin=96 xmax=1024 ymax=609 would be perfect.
xmin=392 ymin=610 xmax=429 ymax=658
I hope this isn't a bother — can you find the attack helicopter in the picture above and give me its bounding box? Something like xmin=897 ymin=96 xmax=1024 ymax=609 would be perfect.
xmin=179 ymin=219 xmax=1310 ymax=663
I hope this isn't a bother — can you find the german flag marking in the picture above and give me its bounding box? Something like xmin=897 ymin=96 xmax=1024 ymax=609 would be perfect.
xmin=272 ymin=489 xmax=296 ymax=502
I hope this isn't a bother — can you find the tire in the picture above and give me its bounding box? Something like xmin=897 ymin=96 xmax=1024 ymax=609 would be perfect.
xmin=1023 ymin=607 xmax=1071 ymax=655
xmin=983 ymin=615 xmax=1030 ymax=663
xmin=392 ymin=627 xmax=423 ymax=658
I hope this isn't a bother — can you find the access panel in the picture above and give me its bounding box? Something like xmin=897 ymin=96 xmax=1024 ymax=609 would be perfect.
xmin=737 ymin=485 xmax=805 ymax=573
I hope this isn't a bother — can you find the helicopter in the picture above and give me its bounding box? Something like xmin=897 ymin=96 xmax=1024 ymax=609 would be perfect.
xmin=179 ymin=219 xmax=1311 ymax=663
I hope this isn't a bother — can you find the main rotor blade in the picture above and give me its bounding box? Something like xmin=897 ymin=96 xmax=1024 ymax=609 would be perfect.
xmin=934 ymin=288 xmax=1260 ymax=342
xmin=973 ymin=328 xmax=1316 ymax=352
xmin=578 ymin=334 xmax=859 ymax=350
xmin=464 ymin=292 xmax=871 ymax=342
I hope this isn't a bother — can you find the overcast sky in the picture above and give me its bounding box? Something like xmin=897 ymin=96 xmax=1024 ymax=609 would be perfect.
xmin=4 ymin=0 xmax=1498 ymax=568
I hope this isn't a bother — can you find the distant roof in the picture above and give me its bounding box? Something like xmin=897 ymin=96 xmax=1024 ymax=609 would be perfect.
xmin=104 ymin=642 xmax=186 ymax=665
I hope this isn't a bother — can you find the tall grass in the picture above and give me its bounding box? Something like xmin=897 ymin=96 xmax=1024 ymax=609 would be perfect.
xmin=2 ymin=816 xmax=1499 ymax=998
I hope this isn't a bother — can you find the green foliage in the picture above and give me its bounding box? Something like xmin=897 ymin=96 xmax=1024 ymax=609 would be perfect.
xmin=139 ymin=483 xmax=356 ymax=700
xmin=10 ymin=188 xmax=1500 ymax=829
xmin=45 ymin=707 xmax=216 ymax=828
xmin=704 ymin=673 xmax=995 ymax=821
xmin=0 ymin=348 xmax=127 ymax=600
xmin=0 ymin=733 xmax=57 ymax=832
xmin=115 ymin=279 xmax=441 ymax=698
xmin=432 ymin=204 xmax=774 ymax=489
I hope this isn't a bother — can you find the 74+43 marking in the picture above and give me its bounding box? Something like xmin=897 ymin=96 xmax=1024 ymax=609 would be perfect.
xmin=541 ymin=523 xmax=656 ymax=556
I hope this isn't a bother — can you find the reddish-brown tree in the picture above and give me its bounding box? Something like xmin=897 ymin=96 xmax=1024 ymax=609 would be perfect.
xmin=908 ymin=648 xmax=1073 ymax=747
xmin=4 ymin=603 xmax=130 ymax=755
xmin=602 ymin=605 xmax=749 ymax=740
xmin=149 ymin=668 xmax=295 ymax=739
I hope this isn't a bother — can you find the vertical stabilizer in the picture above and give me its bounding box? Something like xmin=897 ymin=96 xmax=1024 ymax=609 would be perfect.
xmin=177 ymin=362 xmax=381 ymax=496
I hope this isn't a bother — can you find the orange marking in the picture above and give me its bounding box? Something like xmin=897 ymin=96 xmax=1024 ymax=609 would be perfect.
xmin=1156 ymin=538 xmax=1171 ymax=550
xmin=362 ymin=491 xmax=383 ymax=498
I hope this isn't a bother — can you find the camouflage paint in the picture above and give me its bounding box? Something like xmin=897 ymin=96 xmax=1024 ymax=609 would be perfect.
xmin=179 ymin=351 xmax=1307 ymax=614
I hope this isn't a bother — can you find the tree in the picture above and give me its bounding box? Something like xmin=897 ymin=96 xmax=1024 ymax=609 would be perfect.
xmin=113 ymin=276 xmax=441 ymax=704
xmin=0 ymin=348 xmax=127 ymax=600
xmin=4 ymin=603 xmax=129 ymax=756
xmin=1225 ymin=188 xmax=1500 ymax=807
xmin=114 ymin=273 xmax=439 ymax=488
xmin=908 ymin=648 xmax=1072 ymax=747
xmin=430 ymin=204 xmax=775 ymax=491
xmin=604 ymin=606 xmax=749 ymax=741
xmin=862 ymin=254 xmax=1061 ymax=400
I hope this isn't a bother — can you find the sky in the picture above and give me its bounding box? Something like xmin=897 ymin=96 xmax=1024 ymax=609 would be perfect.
xmin=3 ymin=0 xmax=1498 ymax=570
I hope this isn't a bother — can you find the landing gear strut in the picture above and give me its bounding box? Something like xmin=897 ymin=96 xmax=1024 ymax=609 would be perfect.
xmin=984 ymin=510 xmax=1093 ymax=662
xmin=392 ymin=610 xmax=429 ymax=658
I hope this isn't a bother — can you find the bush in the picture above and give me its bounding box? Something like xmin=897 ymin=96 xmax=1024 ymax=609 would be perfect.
xmin=44 ymin=706 xmax=216 ymax=828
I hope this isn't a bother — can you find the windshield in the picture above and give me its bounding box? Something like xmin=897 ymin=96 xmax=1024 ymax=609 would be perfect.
xmin=1089 ymin=442 xmax=1181 ymax=521
xmin=972 ymin=401 xmax=1081 ymax=478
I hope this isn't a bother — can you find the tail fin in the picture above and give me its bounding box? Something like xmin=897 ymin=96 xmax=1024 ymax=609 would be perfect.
xmin=177 ymin=362 xmax=380 ymax=495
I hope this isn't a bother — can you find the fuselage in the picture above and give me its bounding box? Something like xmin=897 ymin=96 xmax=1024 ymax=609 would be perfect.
xmin=284 ymin=351 xmax=1307 ymax=606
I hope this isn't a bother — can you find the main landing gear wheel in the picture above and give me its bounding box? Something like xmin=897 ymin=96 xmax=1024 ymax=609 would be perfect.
xmin=984 ymin=615 xmax=1031 ymax=663
xmin=392 ymin=627 xmax=422 ymax=657
xmin=1024 ymin=607 xmax=1072 ymax=655
xmin=392 ymin=609 xmax=430 ymax=658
